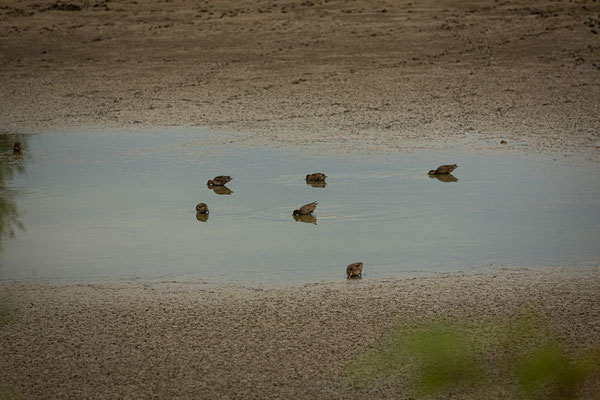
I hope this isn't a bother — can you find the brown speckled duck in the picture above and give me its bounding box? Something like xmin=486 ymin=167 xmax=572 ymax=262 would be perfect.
xmin=428 ymin=164 xmax=458 ymax=175
xmin=306 ymin=173 xmax=327 ymax=182
xmin=12 ymin=142 xmax=22 ymax=154
xmin=207 ymin=176 xmax=232 ymax=186
xmin=346 ymin=262 xmax=363 ymax=279
xmin=292 ymin=202 xmax=317 ymax=216
xmin=195 ymin=203 xmax=209 ymax=214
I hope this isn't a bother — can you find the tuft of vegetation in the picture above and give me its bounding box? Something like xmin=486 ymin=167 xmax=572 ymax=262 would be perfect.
xmin=505 ymin=314 xmax=600 ymax=400
xmin=0 ymin=384 xmax=22 ymax=400
xmin=344 ymin=313 xmax=600 ymax=399
xmin=0 ymin=295 xmax=14 ymax=326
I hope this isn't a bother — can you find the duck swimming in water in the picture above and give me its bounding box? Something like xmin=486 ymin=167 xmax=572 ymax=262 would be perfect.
xmin=195 ymin=203 xmax=209 ymax=214
xmin=12 ymin=142 xmax=22 ymax=154
xmin=207 ymin=176 xmax=232 ymax=186
xmin=428 ymin=164 xmax=458 ymax=175
xmin=306 ymin=173 xmax=327 ymax=182
xmin=292 ymin=202 xmax=317 ymax=216
xmin=346 ymin=262 xmax=363 ymax=279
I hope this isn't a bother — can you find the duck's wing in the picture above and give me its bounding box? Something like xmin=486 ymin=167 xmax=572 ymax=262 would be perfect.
xmin=300 ymin=202 xmax=318 ymax=214
xmin=212 ymin=176 xmax=232 ymax=184
xmin=307 ymin=173 xmax=326 ymax=181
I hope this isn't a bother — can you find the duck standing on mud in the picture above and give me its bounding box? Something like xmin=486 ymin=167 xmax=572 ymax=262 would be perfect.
xmin=207 ymin=176 xmax=232 ymax=186
xmin=428 ymin=164 xmax=458 ymax=175
xmin=292 ymin=202 xmax=317 ymax=216
xmin=346 ymin=262 xmax=363 ymax=279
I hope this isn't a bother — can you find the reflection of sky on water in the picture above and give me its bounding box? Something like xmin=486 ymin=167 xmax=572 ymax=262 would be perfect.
xmin=1 ymin=130 xmax=599 ymax=284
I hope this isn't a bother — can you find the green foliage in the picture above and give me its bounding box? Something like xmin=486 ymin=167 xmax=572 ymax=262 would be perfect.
xmin=345 ymin=319 xmax=490 ymax=395
xmin=0 ymin=295 xmax=14 ymax=326
xmin=514 ymin=344 xmax=596 ymax=400
xmin=393 ymin=321 xmax=486 ymax=395
xmin=506 ymin=314 xmax=600 ymax=400
xmin=0 ymin=134 xmax=28 ymax=258
xmin=0 ymin=384 xmax=22 ymax=400
xmin=345 ymin=313 xmax=600 ymax=399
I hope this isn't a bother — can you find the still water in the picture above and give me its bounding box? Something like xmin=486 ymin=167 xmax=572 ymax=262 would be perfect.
xmin=1 ymin=130 xmax=599 ymax=284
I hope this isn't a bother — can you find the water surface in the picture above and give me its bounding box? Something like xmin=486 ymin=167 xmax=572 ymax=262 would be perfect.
xmin=1 ymin=130 xmax=599 ymax=284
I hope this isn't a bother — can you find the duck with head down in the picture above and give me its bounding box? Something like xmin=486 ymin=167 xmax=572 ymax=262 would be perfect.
xmin=346 ymin=262 xmax=363 ymax=279
xmin=428 ymin=164 xmax=458 ymax=175
xmin=292 ymin=202 xmax=317 ymax=216
xmin=207 ymin=176 xmax=232 ymax=186
xmin=195 ymin=203 xmax=209 ymax=214
xmin=306 ymin=173 xmax=327 ymax=182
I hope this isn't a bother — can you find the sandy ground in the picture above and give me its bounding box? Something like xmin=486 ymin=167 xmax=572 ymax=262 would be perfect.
xmin=1 ymin=267 xmax=600 ymax=399
xmin=1 ymin=0 xmax=600 ymax=156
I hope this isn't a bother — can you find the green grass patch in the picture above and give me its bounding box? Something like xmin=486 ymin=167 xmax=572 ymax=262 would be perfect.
xmin=344 ymin=313 xmax=600 ymax=399
xmin=0 ymin=384 xmax=22 ymax=400
xmin=0 ymin=295 xmax=14 ymax=326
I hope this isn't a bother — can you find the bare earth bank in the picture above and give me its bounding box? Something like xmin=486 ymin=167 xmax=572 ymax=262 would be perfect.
xmin=1 ymin=267 xmax=599 ymax=399
xmin=1 ymin=0 xmax=600 ymax=156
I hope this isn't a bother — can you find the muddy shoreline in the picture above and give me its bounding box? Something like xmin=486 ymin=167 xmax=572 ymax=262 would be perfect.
xmin=1 ymin=0 xmax=600 ymax=157
xmin=1 ymin=267 xmax=600 ymax=399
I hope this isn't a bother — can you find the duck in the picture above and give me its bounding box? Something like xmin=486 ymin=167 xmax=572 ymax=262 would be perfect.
xmin=346 ymin=262 xmax=363 ymax=279
xmin=207 ymin=176 xmax=232 ymax=186
xmin=195 ymin=203 xmax=209 ymax=214
xmin=292 ymin=202 xmax=317 ymax=216
xmin=428 ymin=164 xmax=458 ymax=175
xmin=12 ymin=142 xmax=22 ymax=154
xmin=306 ymin=173 xmax=327 ymax=182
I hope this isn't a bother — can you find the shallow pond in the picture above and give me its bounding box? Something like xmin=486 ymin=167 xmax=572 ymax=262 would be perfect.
xmin=1 ymin=130 xmax=599 ymax=284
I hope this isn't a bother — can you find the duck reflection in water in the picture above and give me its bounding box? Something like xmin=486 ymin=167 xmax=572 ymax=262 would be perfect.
xmin=428 ymin=173 xmax=458 ymax=183
xmin=306 ymin=180 xmax=327 ymax=188
xmin=208 ymin=185 xmax=233 ymax=195
xmin=196 ymin=213 xmax=209 ymax=222
xmin=293 ymin=214 xmax=317 ymax=225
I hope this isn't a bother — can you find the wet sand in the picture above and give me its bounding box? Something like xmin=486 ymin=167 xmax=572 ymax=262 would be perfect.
xmin=1 ymin=267 xmax=600 ymax=399
xmin=1 ymin=0 xmax=599 ymax=156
